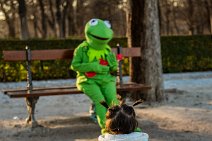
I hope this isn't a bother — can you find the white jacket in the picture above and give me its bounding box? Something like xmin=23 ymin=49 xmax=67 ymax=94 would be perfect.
xmin=98 ymin=132 xmax=149 ymax=141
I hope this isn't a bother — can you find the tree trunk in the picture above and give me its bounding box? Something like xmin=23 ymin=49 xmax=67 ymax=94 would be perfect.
xmin=47 ymin=0 xmax=57 ymax=37
xmin=61 ymin=0 xmax=69 ymax=38
xmin=205 ymin=0 xmax=212 ymax=34
xmin=38 ymin=0 xmax=47 ymax=38
xmin=56 ymin=0 xmax=62 ymax=38
xmin=165 ymin=0 xmax=171 ymax=35
xmin=143 ymin=0 xmax=164 ymax=102
xmin=18 ymin=0 xmax=30 ymax=40
xmin=67 ymin=0 xmax=76 ymax=36
xmin=187 ymin=0 xmax=196 ymax=35
xmin=173 ymin=6 xmax=180 ymax=34
xmin=158 ymin=0 xmax=162 ymax=35
xmin=7 ymin=19 xmax=16 ymax=37
xmin=32 ymin=12 xmax=39 ymax=38
xmin=127 ymin=0 xmax=165 ymax=102
xmin=196 ymin=1 xmax=204 ymax=34
xmin=76 ymin=0 xmax=84 ymax=35
xmin=127 ymin=0 xmax=144 ymax=87
xmin=0 ymin=3 xmax=16 ymax=38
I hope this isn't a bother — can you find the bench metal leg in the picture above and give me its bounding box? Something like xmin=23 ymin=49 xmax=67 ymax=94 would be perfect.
xmin=25 ymin=47 xmax=41 ymax=128
xmin=25 ymin=97 xmax=39 ymax=127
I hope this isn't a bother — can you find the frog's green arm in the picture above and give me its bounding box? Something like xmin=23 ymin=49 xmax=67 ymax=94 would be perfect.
xmin=71 ymin=46 xmax=109 ymax=73
xmin=106 ymin=52 xmax=118 ymax=72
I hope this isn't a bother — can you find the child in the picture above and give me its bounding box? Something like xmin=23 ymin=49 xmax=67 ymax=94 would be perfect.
xmin=98 ymin=101 xmax=149 ymax=141
xmin=71 ymin=18 xmax=119 ymax=134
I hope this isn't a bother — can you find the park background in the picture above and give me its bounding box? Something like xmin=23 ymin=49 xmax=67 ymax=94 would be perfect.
xmin=0 ymin=0 xmax=212 ymax=141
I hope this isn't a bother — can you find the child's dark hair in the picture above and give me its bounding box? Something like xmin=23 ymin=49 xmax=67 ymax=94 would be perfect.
xmin=105 ymin=104 xmax=138 ymax=134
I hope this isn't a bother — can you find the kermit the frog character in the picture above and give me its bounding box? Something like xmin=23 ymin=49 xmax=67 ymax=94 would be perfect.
xmin=71 ymin=19 xmax=119 ymax=134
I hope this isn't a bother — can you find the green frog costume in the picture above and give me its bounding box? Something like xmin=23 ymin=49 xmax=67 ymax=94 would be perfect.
xmin=71 ymin=19 xmax=119 ymax=134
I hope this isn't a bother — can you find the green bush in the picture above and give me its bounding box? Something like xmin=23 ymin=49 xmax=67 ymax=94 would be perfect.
xmin=0 ymin=35 xmax=211 ymax=82
xmin=161 ymin=35 xmax=212 ymax=72
xmin=0 ymin=38 xmax=127 ymax=81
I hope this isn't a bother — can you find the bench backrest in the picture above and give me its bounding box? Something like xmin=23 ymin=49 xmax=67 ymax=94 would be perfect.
xmin=3 ymin=47 xmax=141 ymax=61
xmin=2 ymin=46 xmax=144 ymax=94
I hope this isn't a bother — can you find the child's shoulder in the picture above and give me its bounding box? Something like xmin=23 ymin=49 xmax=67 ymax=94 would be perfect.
xmin=98 ymin=132 xmax=149 ymax=141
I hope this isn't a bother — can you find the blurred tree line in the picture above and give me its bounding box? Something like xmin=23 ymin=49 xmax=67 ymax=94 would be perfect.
xmin=0 ymin=0 xmax=211 ymax=39
xmin=0 ymin=0 xmax=126 ymax=39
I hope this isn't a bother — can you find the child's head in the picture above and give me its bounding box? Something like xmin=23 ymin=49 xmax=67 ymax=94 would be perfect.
xmin=105 ymin=104 xmax=138 ymax=134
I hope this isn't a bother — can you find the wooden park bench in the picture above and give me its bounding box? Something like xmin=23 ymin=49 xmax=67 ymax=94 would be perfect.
xmin=2 ymin=45 xmax=151 ymax=127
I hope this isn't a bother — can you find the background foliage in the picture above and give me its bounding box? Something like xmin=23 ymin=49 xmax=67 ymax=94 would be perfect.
xmin=0 ymin=35 xmax=211 ymax=82
xmin=0 ymin=0 xmax=211 ymax=38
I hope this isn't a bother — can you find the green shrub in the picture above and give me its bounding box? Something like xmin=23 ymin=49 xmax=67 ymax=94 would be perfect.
xmin=161 ymin=35 xmax=212 ymax=72
xmin=0 ymin=35 xmax=211 ymax=82
xmin=0 ymin=38 xmax=127 ymax=81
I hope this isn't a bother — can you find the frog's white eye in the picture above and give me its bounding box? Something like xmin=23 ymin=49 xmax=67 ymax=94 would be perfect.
xmin=104 ymin=20 xmax=111 ymax=28
xmin=89 ymin=19 xmax=98 ymax=26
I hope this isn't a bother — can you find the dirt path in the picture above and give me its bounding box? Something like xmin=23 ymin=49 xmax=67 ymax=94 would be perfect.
xmin=0 ymin=72 xmax=212 ymax=141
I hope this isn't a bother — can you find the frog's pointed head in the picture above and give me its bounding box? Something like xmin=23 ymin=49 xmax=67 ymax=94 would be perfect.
xmin=85 ymin=19 xmax=113 ymax=50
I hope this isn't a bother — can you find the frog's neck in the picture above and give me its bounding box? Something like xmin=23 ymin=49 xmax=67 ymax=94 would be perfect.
xmin=87 ymin=40 xmax=108 ymax=50
xmin=87 ymin=45 xmax=110 ymax=62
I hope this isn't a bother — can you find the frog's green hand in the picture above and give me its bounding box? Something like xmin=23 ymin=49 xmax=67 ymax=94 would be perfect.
xmin=106 ymin=52 xmax=118 ymax=72
xmin=71 ymin=46 xmax=109 ymax=73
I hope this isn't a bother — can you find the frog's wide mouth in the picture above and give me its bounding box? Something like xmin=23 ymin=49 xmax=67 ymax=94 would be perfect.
xmin=89 ymin=33 xmax=109 ymax=40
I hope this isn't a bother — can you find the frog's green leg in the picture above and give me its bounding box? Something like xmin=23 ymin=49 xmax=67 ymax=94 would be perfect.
xmin=100 ymin=81 xmax=119 ymax=106
xmin=80 ymin=80 xmax=119 ymax=131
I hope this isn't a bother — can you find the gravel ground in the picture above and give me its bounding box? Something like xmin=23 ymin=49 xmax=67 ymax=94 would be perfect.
xmin=0 ymin=71 xmax=212 ymax=141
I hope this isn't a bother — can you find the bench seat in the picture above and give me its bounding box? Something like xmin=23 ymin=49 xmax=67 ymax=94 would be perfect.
xmin=3 ymin=83 xmax=151 ymax=98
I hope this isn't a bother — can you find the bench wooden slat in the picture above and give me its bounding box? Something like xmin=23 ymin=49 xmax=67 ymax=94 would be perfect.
xmin=112 ymin=47 xmax=141 ymax=57
xmin=7 ymin=89 xmax=83 ymax=98
xmin=3 ymin=47 xmax=141 ymax=61
xmin=3 ymin=49 xmax=74 ymax=61
xmin=5 ymin=84 xmax=151 ymax=98
xmin=3 ymin=50 xmax=26 ymax=61
xmin=2 ymin=86 xmax=78 ymax=94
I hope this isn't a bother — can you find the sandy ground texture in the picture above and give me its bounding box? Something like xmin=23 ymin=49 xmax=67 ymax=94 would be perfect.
xmin=0 ymin=72 xmax=212 ymax=141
